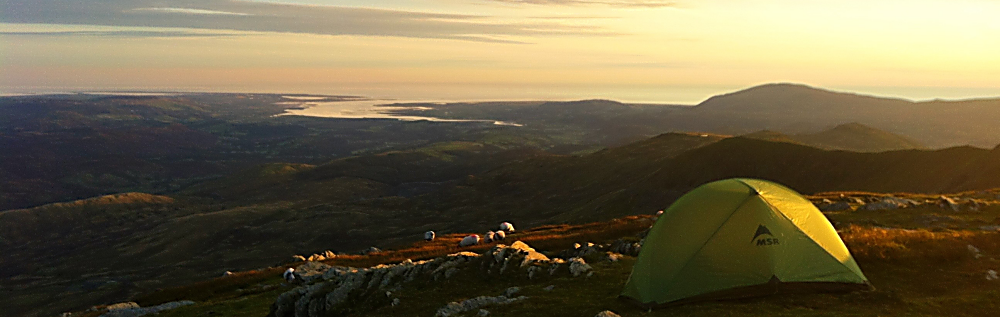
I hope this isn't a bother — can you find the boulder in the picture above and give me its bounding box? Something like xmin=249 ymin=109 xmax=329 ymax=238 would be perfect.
xmin=293 ymin=261 xmax=332 ymax=283
xmin=859 ymin=197 xmax=916 ymax=211
xmin=561 ymin=242 xmax=601 ymax=258
xmin=609 ymin=239 xmax=641 ymax=256
xmin=434 ymin=294 xmax=528 ymax=317
xmin=963 ymin=199 xmax=985 ymax=212
xmin=99 ymin=301 xmax=194 ymax=317
xmin=569 ymin=257 xmax=593 ymax=277
xmin=604 ymin=252 xmax=623 ymax=263
xmin=504 ymin=287 xmax=520 ymax=297
xmin=939 ymin=196 xmax=960 ymax=212
xmin=105 ymin=302 xmax=140 ymax=312
xmin=595 ymin=311 xmax=622 ymax=317
xmin=819 ymin=201 xmax=851 ymax=212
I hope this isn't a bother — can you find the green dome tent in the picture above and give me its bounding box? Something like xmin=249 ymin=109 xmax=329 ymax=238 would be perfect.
xmin=621 ymin=178 xmax=871 ymax=307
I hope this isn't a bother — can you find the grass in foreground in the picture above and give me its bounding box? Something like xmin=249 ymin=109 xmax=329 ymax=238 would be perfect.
xmin=116 ymin=210 xmax=1000 ymax=317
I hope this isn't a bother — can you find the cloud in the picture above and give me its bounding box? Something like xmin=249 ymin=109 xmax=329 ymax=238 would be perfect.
xmin=0 ymin=30 xmax=244 ymax=38
xmin=486 ymin=0 xmax=676 ymax=7
xmin=128 ymin=8 xmax=253 ymax=16
xmin=0 ymin=0 xmax=611 ymax=42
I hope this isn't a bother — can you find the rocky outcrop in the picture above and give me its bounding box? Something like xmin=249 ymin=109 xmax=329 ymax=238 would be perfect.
xmin=558 ymin=242 xmax=602 ymax=258
xmin=99 ymin=301 xmax=195 ymax=317
xmin=819 ymin=201 xmax=851 ymax=211
xmin=300 ymin=250 xmax=336 ymax=262
xmin=293 ymin=261 xmax=333 ymax=283
xmin=939 ymin=196 xmax=960 ymax=212
xmin=859 ymin=196 xmax=920 ymax=211
xmin=434 ymin=291 xmax=528 ymax=317
xmin=595 ymin=311 xmax=622 ymax=317
xmin=269 ymin=241 xmax=593 ymax=317
xmin=609 ymin=239 xmax=642 ymax=256
xmin=569 ymin=257 xmax=593 ymax=277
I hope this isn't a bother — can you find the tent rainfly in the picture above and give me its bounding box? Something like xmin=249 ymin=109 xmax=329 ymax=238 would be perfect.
xmin=621 ymin=178 xmax=872 ymax=307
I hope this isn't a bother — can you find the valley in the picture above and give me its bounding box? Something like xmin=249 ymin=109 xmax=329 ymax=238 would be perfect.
xmin=4 ymin=84 xmax=1000 ymax=316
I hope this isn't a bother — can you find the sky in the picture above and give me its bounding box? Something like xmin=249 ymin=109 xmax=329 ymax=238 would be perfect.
xmin=1 ymin=0 xmax=999 ymax=103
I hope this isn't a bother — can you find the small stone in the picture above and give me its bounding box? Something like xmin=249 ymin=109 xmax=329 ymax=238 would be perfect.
xmin=392 ymin=298 xmax=400 ymax=307
xmin=543 ymin=285 xmax=555 ymax=291
xmin=478 ymin=309 xmax=490 ymax=316
xmin=604 ymin=252 xmax=622 ymax=262
xmin=987 ymin=270 xmax=999 ymax=281
xmin=504 ymin=287 xmax=520 ymax=297
xmin=968 ymin=244 xmax=982 ymax=259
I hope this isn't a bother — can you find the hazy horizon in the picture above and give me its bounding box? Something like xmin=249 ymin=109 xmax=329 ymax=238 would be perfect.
xmin=4 ymin=84 xmax=1000 ymax=105
xmin=4 ymin=0 xmax=1000 ymax=104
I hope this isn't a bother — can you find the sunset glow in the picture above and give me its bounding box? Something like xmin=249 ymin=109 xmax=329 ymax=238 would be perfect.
xmin=2 ymin=0 xmax=998 ymax=102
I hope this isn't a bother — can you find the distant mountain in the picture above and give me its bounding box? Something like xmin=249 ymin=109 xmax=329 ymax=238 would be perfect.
xmin=389 ymin=83 xmax=1000 ymax=148
xmin=742 ymin=122 xmax=925 ymax=152
xmin=683 ymin=83 xmax=1000 ymax=148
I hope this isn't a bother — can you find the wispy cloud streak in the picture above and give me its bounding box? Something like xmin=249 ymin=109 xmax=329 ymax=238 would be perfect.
xmin=0 ymin=0 xmax=612 ymax=42
xmin=486 ymin=0 xmax=675 ymax=7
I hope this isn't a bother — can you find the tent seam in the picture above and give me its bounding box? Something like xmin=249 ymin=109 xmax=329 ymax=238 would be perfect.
xmin=655 ymin=181 xmax=759 ymax=298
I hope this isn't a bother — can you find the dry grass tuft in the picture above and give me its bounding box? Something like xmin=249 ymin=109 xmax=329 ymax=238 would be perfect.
xmin=842 ymin=225 xmax=997 ymax=262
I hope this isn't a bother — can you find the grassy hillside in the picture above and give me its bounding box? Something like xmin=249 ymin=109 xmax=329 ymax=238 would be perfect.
xmin=743 ymin=123 xmax=925 ymax=152
xmin=66 ymin=200 xmax=1000 ymax=317
xmin=794 ymin=122 xmax=925 ymax=152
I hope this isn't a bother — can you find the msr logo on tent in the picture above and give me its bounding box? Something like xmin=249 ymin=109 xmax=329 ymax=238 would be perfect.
xmin=752 ymin=225 xmax=779 ymax=246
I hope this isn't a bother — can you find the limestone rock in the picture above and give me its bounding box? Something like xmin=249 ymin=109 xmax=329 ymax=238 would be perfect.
xmin=294 ymin=261 xmax=332 ymax=283
xmin=99 ymin=301 xmax=195 ymax=317
xmin=569 ymin=257 xmax=592 ymax=277
xmin=860 ymin=196 xmax=917 ymax=211
xmin=504 ymin=287 xmax=520 ymax=297
xmin=595 ymin=310 xmax=621 ymax=317
xmin=105 ymin=302 xmax=140 ymax=311
xmin=819 ymin=201 xmax=851 ymax=212
xmin=610 ymin=239 xmax=641 ymax=256
xmin=434 ymin=294 xmax=527 ymax=317
xmin=939 ymin=196 xmax=960 ymax=212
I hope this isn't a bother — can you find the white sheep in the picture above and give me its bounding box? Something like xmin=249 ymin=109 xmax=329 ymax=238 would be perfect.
xmin=459 ymin=234 xmax=480 ymax=247
xmin=484 ymin=231 xmax=496 ymax=243
xmin=499 ymin=222 xmax=515 ymax=233
xmin=283 ymin=268 xmax=295 ymax=282
xmin=425 ymin=231 xmax=436 ymax=241
xmin=494 ymin=230 xmax=506 ymax=241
